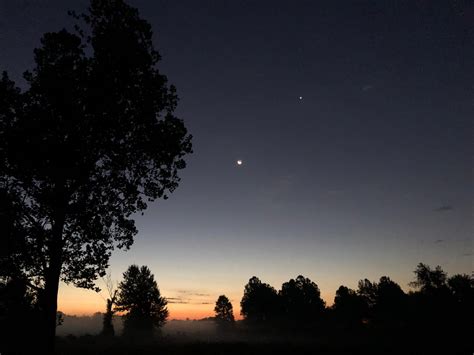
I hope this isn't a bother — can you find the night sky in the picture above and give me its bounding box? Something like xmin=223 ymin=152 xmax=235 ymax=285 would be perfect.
xmin=1 ymin=0 xmax=472 ymax=319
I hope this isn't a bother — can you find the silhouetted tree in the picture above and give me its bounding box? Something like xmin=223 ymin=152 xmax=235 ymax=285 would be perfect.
xmin=115 ymin=265 xmax=168 ymax=337
xmin=356 ymin=276 xmax=407 ymax=326
xmin=279 ymin=275 xmax=325 ymax=325
xmin=0 ymin=0 xmax=191 ymax=351
xmin=101 ymin=272 xmax=117 ymax=336
xmin=357 ymin=278 xmax=378 ymax=309
xmin=407 ymin=263 xmax=454 ymax=343
xmin=241 ymin=277 xmax=280 ymax=323
xmin=372 ymin=276 xmax=406 ymax=326
xmin=447 ymin=273 xmax=474 ymax=339
xmin=332 ymin=285 xmax=366 ymax=327
xmin=448 ymin=273 xmax=474 ymax=305
xmin=409 ymin=263 xmax=448 ymax=294
xmin=214 ymin=295 xmax=235 ymax=328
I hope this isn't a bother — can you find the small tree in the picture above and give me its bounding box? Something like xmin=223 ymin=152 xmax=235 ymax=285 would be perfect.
xmin=101 ymin=272 xmax=117 ymax=336
xmin=115 ymin=265 xmax=168 ymax=336
xmin=214 ymin=295 xmax=235 ymax=324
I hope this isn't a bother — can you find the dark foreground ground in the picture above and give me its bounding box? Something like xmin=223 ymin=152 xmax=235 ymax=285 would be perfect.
xmin=54 ymin=333 xmax=472 ymax=355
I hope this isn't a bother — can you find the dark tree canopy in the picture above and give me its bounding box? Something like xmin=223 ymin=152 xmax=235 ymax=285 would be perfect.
xmin=447 ymin=273 xmax=474 ymax=304
xmin=409 ymin=263 xmax=448 ymax=294
xmin=240 ymin=276 xmax=280 ymax=322
xmin=372 ymin=276 xmax=406 ymax=324
xmin=279 ymin=275 xmax=325 ymax=323
xmin=332 ymin=285 xmax=366 ymax=326
xmin=0 ymin=0 xmax=191 ymax=350
xmin=115 ymin=265 xmax=168 ymax=335
xmin=357 ymin=279 xmax=378 ymax=309
xmin=356 ymin=276 xmax=406 ymax=324
xmin=214 ymin=295 xmax=235 ymax=324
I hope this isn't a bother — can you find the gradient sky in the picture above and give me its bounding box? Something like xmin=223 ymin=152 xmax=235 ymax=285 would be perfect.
xmin=1 ymin=0 xmax=472 ymax=319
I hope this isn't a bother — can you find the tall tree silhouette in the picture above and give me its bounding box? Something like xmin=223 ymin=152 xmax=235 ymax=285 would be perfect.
xmin=0 ymin=0 xmax=191 ymax=351
xmin=279 ymin=275 xmax=325 ymax=324
xmin=240 ymin=276 xmax=280 ymax=323
xmin=214 ymin=295 xmax=235 ymax=329
xmin=115 ymin=265 xmax=168 ymax=336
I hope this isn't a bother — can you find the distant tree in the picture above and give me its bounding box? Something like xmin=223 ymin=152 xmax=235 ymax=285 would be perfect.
xmin=356 ymin=276 xmax=407 ymax=325
xmin=409 ymin=263 xmax=448 ymax=294
xmin=357 ymin=279 xmax=378 ymax=309
xmin=279 ymin=275 xmax=325 ymax=324
xmin=240 ymin=276 xmax=280 ymax=322
xmin=101 ymin=272 xmax=117 ymax=336
xmin=214 ymin=295 xmax=235 ymax=326
xmin=407 ymin=263 xmax=454 ymax=339
xmin=446 ymin=273 xmax=474 ymax=342
xmin=115 ymin=265 xmax=168 ymax=336
xmin=0 ymin=0 xmax=191 ymax=351
xmin=447 ymin=273 xmax=473 ymax=305
xmin=332 ymin=285 xmax=366 ymax=327
xmin=372 ymin=276 xmax=406 ymax=325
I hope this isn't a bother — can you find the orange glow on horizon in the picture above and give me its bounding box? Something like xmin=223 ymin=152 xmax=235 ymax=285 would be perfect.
xmin=58 ymin=285 xmax=333 ymax=320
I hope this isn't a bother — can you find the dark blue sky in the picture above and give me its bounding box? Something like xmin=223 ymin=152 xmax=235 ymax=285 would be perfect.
xmin=1 ymin=0 xmax=472 ymax=317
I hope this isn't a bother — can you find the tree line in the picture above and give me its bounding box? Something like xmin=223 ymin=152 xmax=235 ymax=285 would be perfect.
xmin=0 ymin=0 xmax=472 ymax=354
xmin=1 ymin=262 xmax=472 ymax=352
xmin=101 ymin=262 xmax=472 ymax=336
xmin=239 ymin=263 xmax=472 ymax=334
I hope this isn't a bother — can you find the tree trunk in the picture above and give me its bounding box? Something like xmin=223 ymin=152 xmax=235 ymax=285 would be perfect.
xmin=42 ymin=200 xmax=66 ymax=354
xmin=43 ymin=261 xmax=61 ymax=353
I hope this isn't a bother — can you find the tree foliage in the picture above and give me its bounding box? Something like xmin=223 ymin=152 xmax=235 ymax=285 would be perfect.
xmin=0 ymin=0 xmax=191 ymax=350
xmin=332 ymin=285 xmax=366 ymax=326
xmin=356 ymin=276 xmax=407 ymax=324
xmin=240 ymin=276 xmax=280 ymax=322
xmin=279 ymin=275 xmax=325 ymax=323
xmin=115 ymin=265 xmax=168 ymax=335
xmin=214 ymin=295 xmax=235 ymax=324
xmin=409 ymin=263 xmax=448 ymax=293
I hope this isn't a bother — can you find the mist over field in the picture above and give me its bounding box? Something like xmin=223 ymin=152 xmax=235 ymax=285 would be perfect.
xmin=57 ymin=314 xmax=220 ymax=340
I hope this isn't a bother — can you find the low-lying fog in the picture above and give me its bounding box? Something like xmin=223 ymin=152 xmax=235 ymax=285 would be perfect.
xmin=57 ymin=314 xmax=225 ymax=341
